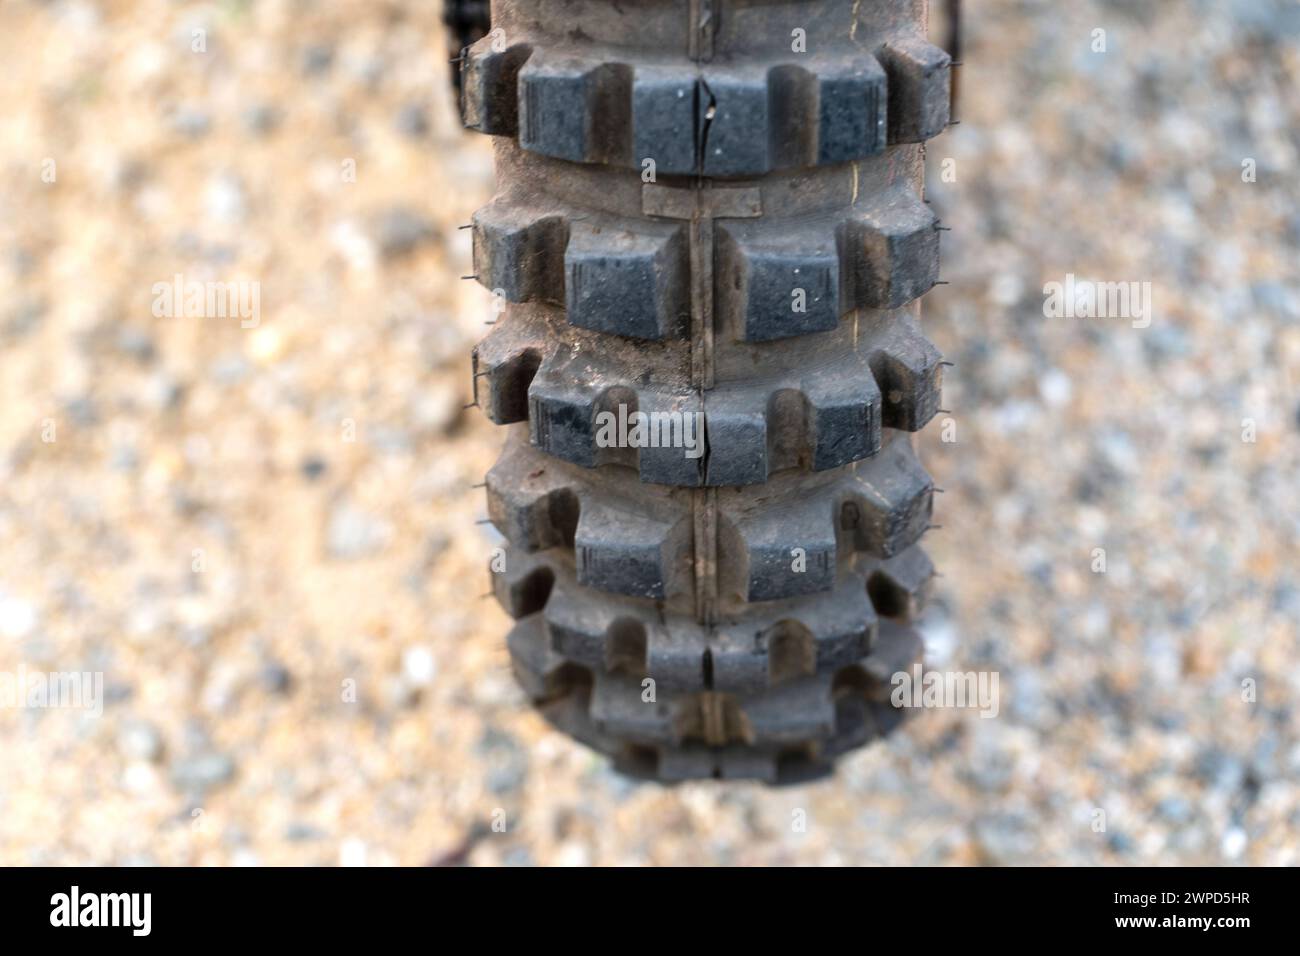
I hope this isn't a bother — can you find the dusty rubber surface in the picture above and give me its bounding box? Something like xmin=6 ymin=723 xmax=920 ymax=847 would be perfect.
xmin=465 ymin=0 xmax=951 ymax=780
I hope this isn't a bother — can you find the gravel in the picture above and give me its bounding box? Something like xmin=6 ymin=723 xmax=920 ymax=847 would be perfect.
xmin=0 ymin=0 xmax=1295 ymax=866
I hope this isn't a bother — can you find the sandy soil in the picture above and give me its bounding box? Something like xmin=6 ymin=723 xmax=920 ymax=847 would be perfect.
xmin=0 ymin=0 xmax=1296 ymax=865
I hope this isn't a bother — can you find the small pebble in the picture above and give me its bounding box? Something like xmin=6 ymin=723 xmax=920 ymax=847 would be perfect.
xmin=300 ymin=44 xmax=334 ymax=76
xmin=242 ymin=103 xmax=281 ymax=136
xmin=326 ymin=500 xmax=393 ymax=560
xmin=373 ymin=207 xmax=435 ymax=260
xmin=395 ymin=103 xmax=429 ymax=139
xmin=285 ymin=823 xmax=328 ymax=842
xmin=204 ymin=173 xmax=247 ymax=224
xmin=117 ymin=720 xmax=164 ymax=762
xmin=1221 ymin=827 xmax=1248 ymax=860
xmin=169 ymin=753 xmax=236 ymax=794
xmin=168 ymin=106 xmax=211 ymax=139
xmin=401 ymin=646 xmax=437 ymax=688
xmin=0 ymin=594 xmax=38 ymax=639
xmin=259 ymin=662 xmax=293 ymax=695
xmin=339 ymin=837 xmax=368 ymax=867
xmin=300 ymin=455 xmax=328 ymax=481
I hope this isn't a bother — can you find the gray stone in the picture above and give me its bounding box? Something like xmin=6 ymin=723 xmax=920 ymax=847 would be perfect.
xmin=117 ymin=721 xmax=163 ymax=762
xmin=373 ymin=207 xmax=436 ymax=260
xmin=170 ymin=753 xmax=235 ymax=793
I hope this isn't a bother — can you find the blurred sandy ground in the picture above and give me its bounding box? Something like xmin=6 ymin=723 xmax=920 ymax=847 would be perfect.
xmin=0 ymin=0 xmax=1296 ymax=866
